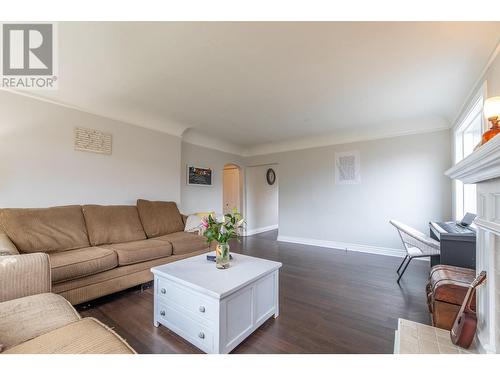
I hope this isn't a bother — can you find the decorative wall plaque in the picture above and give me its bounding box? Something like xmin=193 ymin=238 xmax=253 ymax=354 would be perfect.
xmin=74 ymin=127 xmax=112 ymax=155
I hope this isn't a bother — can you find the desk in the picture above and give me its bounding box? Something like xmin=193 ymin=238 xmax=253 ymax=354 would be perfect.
xmin=429 ymin=222 xmax=476 ymax=270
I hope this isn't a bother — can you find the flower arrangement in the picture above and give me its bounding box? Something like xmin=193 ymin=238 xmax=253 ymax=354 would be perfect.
xmin=201 ymin=209 xmax=244 ymax=269
xmin=201 ymin=208 xmax=244 ymax=245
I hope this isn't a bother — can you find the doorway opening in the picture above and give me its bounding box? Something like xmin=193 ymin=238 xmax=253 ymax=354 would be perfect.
xmin=222 ymin=164 xmax=242 ymax=215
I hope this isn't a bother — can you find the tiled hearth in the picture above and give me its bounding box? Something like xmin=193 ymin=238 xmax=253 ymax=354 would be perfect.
xmin=394 ymin=319 xmax=478 ymax=354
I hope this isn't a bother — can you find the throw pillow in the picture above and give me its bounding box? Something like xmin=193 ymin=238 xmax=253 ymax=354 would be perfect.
xmin=184 ymin=214 xmax=204 ymax=233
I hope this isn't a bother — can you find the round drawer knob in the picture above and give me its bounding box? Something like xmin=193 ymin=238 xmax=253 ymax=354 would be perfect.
xmin=198 ymin=332 xmax=205 ymax=339
xmin=160 ymin=310 xmax=166 ymax=317
xmin=199 ymin=306 xmax=206 ymax=313
xmin=160 ymin=288 xmax=166 ymax=294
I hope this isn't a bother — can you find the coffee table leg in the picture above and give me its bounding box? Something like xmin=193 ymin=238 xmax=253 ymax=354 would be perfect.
xmin=153 ymin=276 xmax=159 ymax=327
xmin=274 ymin=270 xmax=280 ymax=318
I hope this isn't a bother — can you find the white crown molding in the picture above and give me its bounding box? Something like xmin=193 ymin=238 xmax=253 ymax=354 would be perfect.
xmin=243 ymin=117 xmax=450 ymax=157
xmin=3 ymin=86 xmax=452 ymax=158
xmin=182 ymin=119 xmax=450 ymax=157
xmin=445 ymin=134 xmax=500 ymax=184
xmin=181 ymin=128 xmax=244 ymax=156
xmin=0 ymin=88 xmax=187 ymax=138
xmin=277 ymin=235 xmax=406 ymax=258
xmin=1 ymin=88 xmax=450 ymax=158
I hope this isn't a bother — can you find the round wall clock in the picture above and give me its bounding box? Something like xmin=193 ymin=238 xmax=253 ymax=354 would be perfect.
xmin=266 ymin=168 xmax=276 ymax=185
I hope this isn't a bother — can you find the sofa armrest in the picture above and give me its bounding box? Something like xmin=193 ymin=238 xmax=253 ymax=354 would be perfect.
xmin=0 ymin=231 xmax=19 ymax=256
xmin=181 ymin=214 xmax=188 ymax=226
xmin=0 ymin=253 xmax=51 ymax=303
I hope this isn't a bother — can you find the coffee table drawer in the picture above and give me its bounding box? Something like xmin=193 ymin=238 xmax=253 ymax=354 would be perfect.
xmin=157 ymin=301 xmax=214 ymax=353
xmin=157 ymin=278 xmax=218 ymax=322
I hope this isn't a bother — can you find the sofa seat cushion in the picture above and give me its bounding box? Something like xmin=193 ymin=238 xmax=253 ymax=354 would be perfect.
xmin=103 ymin=239 xmax=173 ymax=266
xmin=50 ymin=247 xmax=118 ymax=283
xmin=0 ymin=205 xmax=90 ymax=253
xmin=4 ymin=317 xmax=136 ymax=354
xmin=51 ymin=249 xmax=211 ymax=299
xmin=156 ymin=231 xmax=208 ymax=255
xmin=136 ymin=199 xmax=185 ymax=238
xmin=82 ymin=205 xmax=147 ymax=246
xmin=0 ymin=293 xmax=80 ymax=349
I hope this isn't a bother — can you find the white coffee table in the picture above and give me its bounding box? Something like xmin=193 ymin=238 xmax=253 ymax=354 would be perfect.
xmin=151 ymin=252 xmax=282 ymax=354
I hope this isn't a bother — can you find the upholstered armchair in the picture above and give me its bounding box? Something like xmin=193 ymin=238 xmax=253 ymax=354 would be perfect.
xmin=0 ymin=240 xmax=135 ymax=354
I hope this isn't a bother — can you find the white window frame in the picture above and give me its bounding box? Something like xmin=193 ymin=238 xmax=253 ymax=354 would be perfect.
xmin=453 ymin=82 xmax=487 ymax=220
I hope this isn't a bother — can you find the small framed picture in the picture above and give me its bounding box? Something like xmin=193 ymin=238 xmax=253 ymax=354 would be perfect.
xmin=335 ymin=150 xmax=361 ymax=185
xmin=187 ymin=165 xmax=213 ymax=186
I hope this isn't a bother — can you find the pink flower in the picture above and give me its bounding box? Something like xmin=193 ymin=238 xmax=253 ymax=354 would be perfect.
xmin=201 ymin=217 xmax=209 ymax=229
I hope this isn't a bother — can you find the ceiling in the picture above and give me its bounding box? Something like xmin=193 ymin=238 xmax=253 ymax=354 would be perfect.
xmin=28 ymin=22 xmax=500 ymax=153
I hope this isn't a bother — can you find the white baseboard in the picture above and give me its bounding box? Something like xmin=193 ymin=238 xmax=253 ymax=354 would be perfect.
xmin=277 ymin=235 xmax=407 ymax=258
xmin=244 ymin=225 xmax=279 ymax=236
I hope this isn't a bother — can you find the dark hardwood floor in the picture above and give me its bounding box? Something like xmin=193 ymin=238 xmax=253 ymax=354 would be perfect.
xmin=78 ymin=230 xmax=431 ymax=354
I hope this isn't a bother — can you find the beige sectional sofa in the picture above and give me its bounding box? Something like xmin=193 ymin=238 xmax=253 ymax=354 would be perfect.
xmin=0 ymin=199 xmax=210 ymax=305
xmin=0 ymin=253 xmax=135 ymax=354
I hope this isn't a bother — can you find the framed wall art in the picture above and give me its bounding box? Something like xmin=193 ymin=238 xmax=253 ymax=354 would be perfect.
xmin=187 ymin=165 xmax=213 ymax=186
xmin=335 ymin=151 xmax=361 ymax=185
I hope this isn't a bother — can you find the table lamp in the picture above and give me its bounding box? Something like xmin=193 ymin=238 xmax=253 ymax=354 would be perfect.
xmin=481 ymin=96 xmax=500 ymax=145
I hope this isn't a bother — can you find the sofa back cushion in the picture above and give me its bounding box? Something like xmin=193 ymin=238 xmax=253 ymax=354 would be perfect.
xmin=82 ymin=205 xmax=147 ymax=246
xmin=0 ymin=206 xmax=90 ymax=253
xmin=136 ymin=199 xmax=184 ymax=238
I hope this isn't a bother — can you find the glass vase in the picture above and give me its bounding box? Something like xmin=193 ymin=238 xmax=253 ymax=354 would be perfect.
xmin=216 ymin=243 xmax=230 ymax=269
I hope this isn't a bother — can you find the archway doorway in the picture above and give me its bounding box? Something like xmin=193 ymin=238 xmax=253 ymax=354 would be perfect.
xmin=222 ymin=164 xmax=242 ymax=215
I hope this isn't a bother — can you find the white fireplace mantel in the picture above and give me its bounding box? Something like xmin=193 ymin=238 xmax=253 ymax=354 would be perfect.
xmin=446 ymin=135 xmax=500 ymax=183
xmin=445 ymin=135 xmax=500 ymax=354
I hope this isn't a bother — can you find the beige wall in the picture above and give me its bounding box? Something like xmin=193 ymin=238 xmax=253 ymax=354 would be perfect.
xmin=486 ymin=51 xmax=500 ymax=97
xmin=180 ymin=142 xmax=245 ymax=215
xmin=246 ymin=130 xmax=452 ymax=252
xmin=0 ymin=91 xmax=453 ymax=256
xmin=0 ymin=91 xmax=181 ymax=208
xmin=245 ymin=164 xmax=279 ymax=233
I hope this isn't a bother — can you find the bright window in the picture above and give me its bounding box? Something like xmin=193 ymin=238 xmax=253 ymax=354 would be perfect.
xmin=454 ymin=86 xmax=486 ymax=220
